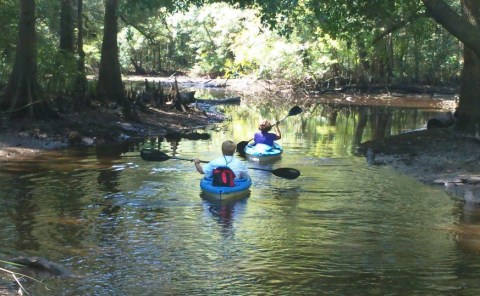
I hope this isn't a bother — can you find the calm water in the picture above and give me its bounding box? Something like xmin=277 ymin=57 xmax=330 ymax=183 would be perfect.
xmin=1 ymin=97 xmax=480 ymax=295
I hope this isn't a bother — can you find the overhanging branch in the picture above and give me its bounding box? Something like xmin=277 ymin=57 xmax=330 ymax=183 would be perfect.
xmin=120 ymin=14 xmax=159 ymax=44
xmin=422 ymin=0 xmax=480 ymax=57
xmin=372 ymin=12 xmax=426 ymax=44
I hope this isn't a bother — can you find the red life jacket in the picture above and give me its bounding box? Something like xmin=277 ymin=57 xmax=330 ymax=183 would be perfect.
xmin=212 ymin=166 xmax=236 ymax=187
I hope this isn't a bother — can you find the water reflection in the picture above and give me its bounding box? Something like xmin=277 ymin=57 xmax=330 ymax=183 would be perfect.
xmin=9 ymin=178 xmax=40 ymax=251
xmin=203 ymin=199 xmax=249 ymax=238
xmin=451 ymin=202 xmax=480 ymax=253
xmin=2 ymin=96 xmax=479 ymax=295
xmin=221 ymin=101 xmax=439 ymax=160
xmin=299 ymin=103 xmax=436 ymax=155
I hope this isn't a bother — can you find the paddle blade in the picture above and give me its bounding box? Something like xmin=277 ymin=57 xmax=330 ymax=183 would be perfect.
xmin=140 ymin=149 xmax=171 ymax=161
xmin=272 ymin=168 xmax=301 ymax=179
xmin=288 ymin=106 xmax=303 ymax=116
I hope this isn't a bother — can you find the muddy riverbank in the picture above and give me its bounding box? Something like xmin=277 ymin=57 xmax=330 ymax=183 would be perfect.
xmin=0 ymin=102 xmax=223 ymax=159
xmin=359 ymin=128 xmax=480 ymax=203
xmin=0 ymin=76 xmax=279 ymax=160
xmin=0 ymin=76 xmax=271 ymax=158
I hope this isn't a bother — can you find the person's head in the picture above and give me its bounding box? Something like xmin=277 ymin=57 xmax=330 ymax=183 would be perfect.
xmin=258 ymin=119 xmax=272 ymax=132
xmin=221 ymin=140 xmax=236 ymax=156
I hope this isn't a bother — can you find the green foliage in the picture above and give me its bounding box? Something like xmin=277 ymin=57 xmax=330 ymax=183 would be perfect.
xmin=36 ymin=0 xmax=61 ymax=36
xmin=0 ymin=0 xmax=464 ymax=97
xmin=205 ymin=0 xmax=461 ymax=86
xmin=172 ymin=3 xmax=247 ymax=76
xmin=394 ymin=17 xmax=462 ymax=84
xmin=0 ymin=0 xmax=18 ymax=82
xmin=167 ymin=3 xmax=339 ymax=82
xmin=34 ymin=15 xmax=78 ymax=96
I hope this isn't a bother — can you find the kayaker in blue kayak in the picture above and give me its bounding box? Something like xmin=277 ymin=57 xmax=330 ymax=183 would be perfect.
xmin=250 ymin=119 xmax=281 ymax=146
xmin=193 ymin=140 xmax=250 ymax=180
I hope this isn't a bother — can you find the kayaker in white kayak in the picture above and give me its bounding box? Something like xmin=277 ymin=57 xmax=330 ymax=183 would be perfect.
xmin=194 ymin=140 xmax=250 ymax=180
xmin=249 ymin=119 xmax=281 ymax=147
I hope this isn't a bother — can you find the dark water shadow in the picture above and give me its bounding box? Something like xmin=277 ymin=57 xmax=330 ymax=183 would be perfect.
xmin=202 ymin=198 xmax=249 ymax=237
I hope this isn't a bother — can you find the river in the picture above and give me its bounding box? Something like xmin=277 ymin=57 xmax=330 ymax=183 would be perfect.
xmin=1 ymin=91 xmax=479 ymax=295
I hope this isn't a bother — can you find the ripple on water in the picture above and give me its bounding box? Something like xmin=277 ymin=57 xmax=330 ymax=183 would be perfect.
xmin=1 ymin=103 xmax=479 ymax=296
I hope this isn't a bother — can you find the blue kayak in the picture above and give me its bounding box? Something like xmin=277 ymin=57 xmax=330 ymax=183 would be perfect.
xmin=200 ymin=177 xmax=252 ymax=201
xmin=244 ymin=143 xmax=283 ymax=162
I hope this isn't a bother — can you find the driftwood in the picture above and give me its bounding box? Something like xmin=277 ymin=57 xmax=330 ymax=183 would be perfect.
xmin=434 ymin=175 xmax=480 ymax=185
xmin=8 ymin=256 xmax=73 ymax=278
xmin=194 ymin=97 xmax=241 ymax=105
xmin=0 ymin=282 xmax=20 ymax=296
xmin=0 ymin=256 xmax=74 ymax=295
xmin=181 ymin=132 xmax=211 ymax=140
xmin=130 ymin=58 xmax=147 ymax=75
xmin=171 ymin=78 xmax=197 ymax=111
xmin=179 ymin=91 xmax=196 ymax=104
xmin=204 ymin=82 xmax=227 ymax=88
xmin=316 ymin=83 xmax=459 ymax=95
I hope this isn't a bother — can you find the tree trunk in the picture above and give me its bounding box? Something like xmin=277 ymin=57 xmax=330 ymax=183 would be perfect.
xmin=60 ymin=0 xmax=75 ymax=52
xmin=97 ymin=0 xmax=125 ymax=103
xmin=74 ymin=0 xmax=88 ymax=107
xmin=455 ymin=0 xmax=480 ymax=135
xmin=0 ymin=0 xmax=54 ymax=119
xmin=422 ymin=0 xmax=480 ymax=135
xmin=386 ymin=34 xmax=394 ymax=81
xmin=356 ymin=37 xmax=370 ymax=85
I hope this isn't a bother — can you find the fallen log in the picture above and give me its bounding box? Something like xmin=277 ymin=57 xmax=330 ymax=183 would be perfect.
xmin=8 ymin=256 xmax=73 ymax=278
xmin=194 ymin=97 xmax=241 ymax=105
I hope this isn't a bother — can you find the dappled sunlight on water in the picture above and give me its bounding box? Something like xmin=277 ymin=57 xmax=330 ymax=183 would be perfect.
xmin=0 ymin=101 xmax=479 ymax=295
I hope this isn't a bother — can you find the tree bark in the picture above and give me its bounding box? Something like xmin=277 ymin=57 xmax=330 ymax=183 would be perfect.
xmin=356 ymin=37 xmax=370 ymax=85
xmin=455 ymin=0 xmax=480 ymax=135
xmin=60 ymin=0 xmax=75 ymax=52
xmin=0 ymin=0 xmax=54 ymax=119
xmin=422 ymin=0 xmax=480 ymax=135
xmin=74 ymin=0 xmax=88 ymax=107
xmin=97 ymin=0 xmax=125 ymax=103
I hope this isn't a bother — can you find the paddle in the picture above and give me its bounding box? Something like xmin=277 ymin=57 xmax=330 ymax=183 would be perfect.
xmin=236 ymin=105 xmax=303 ymax=154
xmin=141 ymin=148 xmax=208 ymax=163
xmin=140 ymin=149 xmax=301 ymax=180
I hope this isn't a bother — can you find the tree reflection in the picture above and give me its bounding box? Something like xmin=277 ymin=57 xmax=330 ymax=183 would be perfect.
xmin=203 ymin=198 xmax=248 ymax=238
xmin=9 ymin=179 xmax=40 ymax=250
xmin=453 ymin=200 xmax=480 ymax=253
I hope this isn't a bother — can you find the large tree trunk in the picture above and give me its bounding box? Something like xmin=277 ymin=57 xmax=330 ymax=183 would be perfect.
xmin=456 ymin=47 xmax=480 ymax=134
xmin=422 ymin=0 xmax=480 ymax=135
xmin=60 ymin=0 xmax=75 ymax=52
xmin=74 ymin=0 xmax=88 ymax=107
xmin=455 ymin=0 xmax=480 ymax=135
xmin=97 ymin=0 xmax=125 ymax=103
xmin=356 ymin=37 xmax=370 ymax=85
xmin=0 ymin=0 xmax=54 ymax=119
